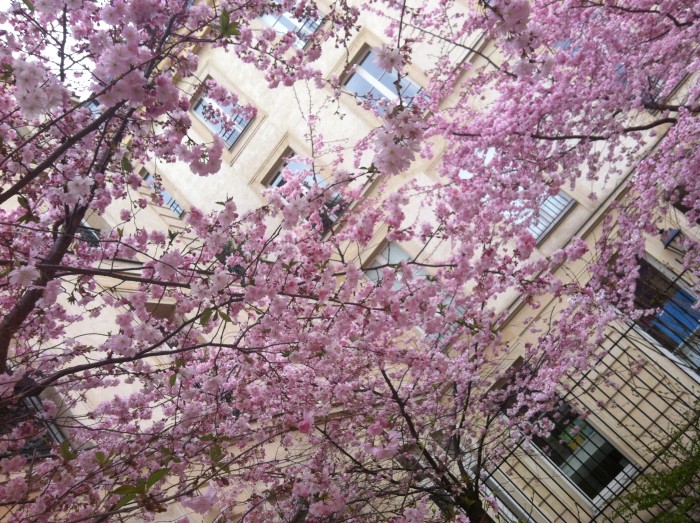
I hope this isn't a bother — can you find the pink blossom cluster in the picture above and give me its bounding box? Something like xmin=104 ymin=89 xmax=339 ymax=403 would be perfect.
xmin=0 ymin=0 xmax=697 ymax=522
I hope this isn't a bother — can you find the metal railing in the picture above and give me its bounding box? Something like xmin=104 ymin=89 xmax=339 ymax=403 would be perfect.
xmin=485 ymin=319 xmax=700 ymax=522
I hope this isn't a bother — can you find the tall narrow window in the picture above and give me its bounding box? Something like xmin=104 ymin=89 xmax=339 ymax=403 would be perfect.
xmin=261 ymin=10 xmax=322 ymax=49
xmin=528 ymin=192 xmax=574 ymax=242
xmin=192 ymin=96 xmax=252 ymax=149
xmin=345 ymin=49 xmax=420 ymax=107
xmin=533 ymin=403 xmax=633 ymax=500
xmin=634 ymin=259 xmax=700 ymax=370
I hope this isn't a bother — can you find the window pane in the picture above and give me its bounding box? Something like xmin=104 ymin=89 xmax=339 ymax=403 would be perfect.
xmin=533 ymin=404 xmax=631 ymax=499
xmin=345 ymin=49 xmax=421 ymax=107
xmin=268 ymin=158 xmax=311 ymax=189
xmin=358 ymin=50 xmax=386 ymax=80
xmin=400 ymin=78 xmax=421 ymax=101
xmin=193 ymin=96 xmax=251 ymax=148
xmin=364 ymin=242 xmax=427 ymax=288
xmin=635 ymin=259 xmax=700 ymax=369
xmin=345 ymin=73 xmax=375 ymax=99
xmin=528 ymin=192 xmax=574 ymax=241
xmin=376 ymin=68 xmax=398 ymax=94
xmin=261 ymin=11 xmax=321 ymax=48
xmin=142 ymin=169 xmax=186 ymax=218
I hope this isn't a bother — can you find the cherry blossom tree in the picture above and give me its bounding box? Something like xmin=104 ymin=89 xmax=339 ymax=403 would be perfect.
xmin=0 ymin=0 xmax=698 ymax=522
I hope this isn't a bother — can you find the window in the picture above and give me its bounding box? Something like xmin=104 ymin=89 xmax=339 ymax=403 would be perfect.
xmin=76 ymin=220 xmax=101 ymax=247
xmin=267 ymin=154 xmax=347 ymax=233
xmin=363 ymin=242 xmax=426 ymax=288
xmin=192 ymin=96 xmax=252 ymax=149
xmin=667 ymin=184 xmax=695 ymax=216
xmin=261 ymin=10 xmax=322 ymax=49
xmin=142 ymin=169 xmax=186 ymax=218
xmin=216 ymin=241 xmax=246 ymax=279
xmin=267 ymin=157 xmax=310 ymax=189
xmin=459 ymin=152 xmax=573 ymax=243
xmin=634 ymin=259 xmax=700 ymax=370
xmin=345 ymin=49 xmax=421 ymax=107
xmin=1 ymin=395 xmax=67 ymax=461
xmin=85 ymin=99 xmax=101 ymax=118
xmin=527 ymin=191 xmax=575 ymax=242
xmin=533 ymin=403 xmax=633 ymax=500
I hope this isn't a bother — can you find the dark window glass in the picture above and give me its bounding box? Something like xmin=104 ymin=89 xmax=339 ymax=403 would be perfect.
xmin=634 ymin=259 xmax=700 ymax=370
xmin=533 ymin=404 xmax=632 ymax=499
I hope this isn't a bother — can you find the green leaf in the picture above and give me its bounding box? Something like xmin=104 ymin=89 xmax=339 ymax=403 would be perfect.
xmin=282 ymin=260 xmax=297 ymax=271
xmin=168 ymin=374 xmax=177 ymax=387
xmin=95 ymin=451 xmax=106 ymax=464
xmin=59 ymin=440 xmax=76 ymax=461
xmin=209 ymin=444 xmax=223 ymax=462
xmin=218 ymin=310 xmax=232 ymax=322
xmin=200 ymin=433 xmax=215 ymax=442
xmin=200 ymin=307 xmax=214 ymax=325
xmin=145 ymin=468 xmax=170 ymax=490
xmin=175 ymin=358 xmax=185 ymax=368
xmin=219 ymin=9 xmax=239 ymax=37
xmin=17 ymin=196 xmax=30 ymax=210
xmin=121 ymin=155 xmax=132 ymax=173
xmin=112 ymin=485 xmax=138 ymax=496
xmin=113 ymin=493 xmax=136 ymax=510
xmin=22 ymin=0 xmax=34 ymax=12
xmin=220 ymin=9 xmax=230 ymax=32
xmin=19 ymin=212 xmax=38 ymax=224
xmin=135 ymin=478 xmax=147 ymax=494
xmin=117 ymin=227 xmax=123 ymax=239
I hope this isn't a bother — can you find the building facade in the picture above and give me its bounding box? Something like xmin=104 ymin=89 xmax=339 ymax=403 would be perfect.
xmin=4 ymin=1 xmax=699 ymax=521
